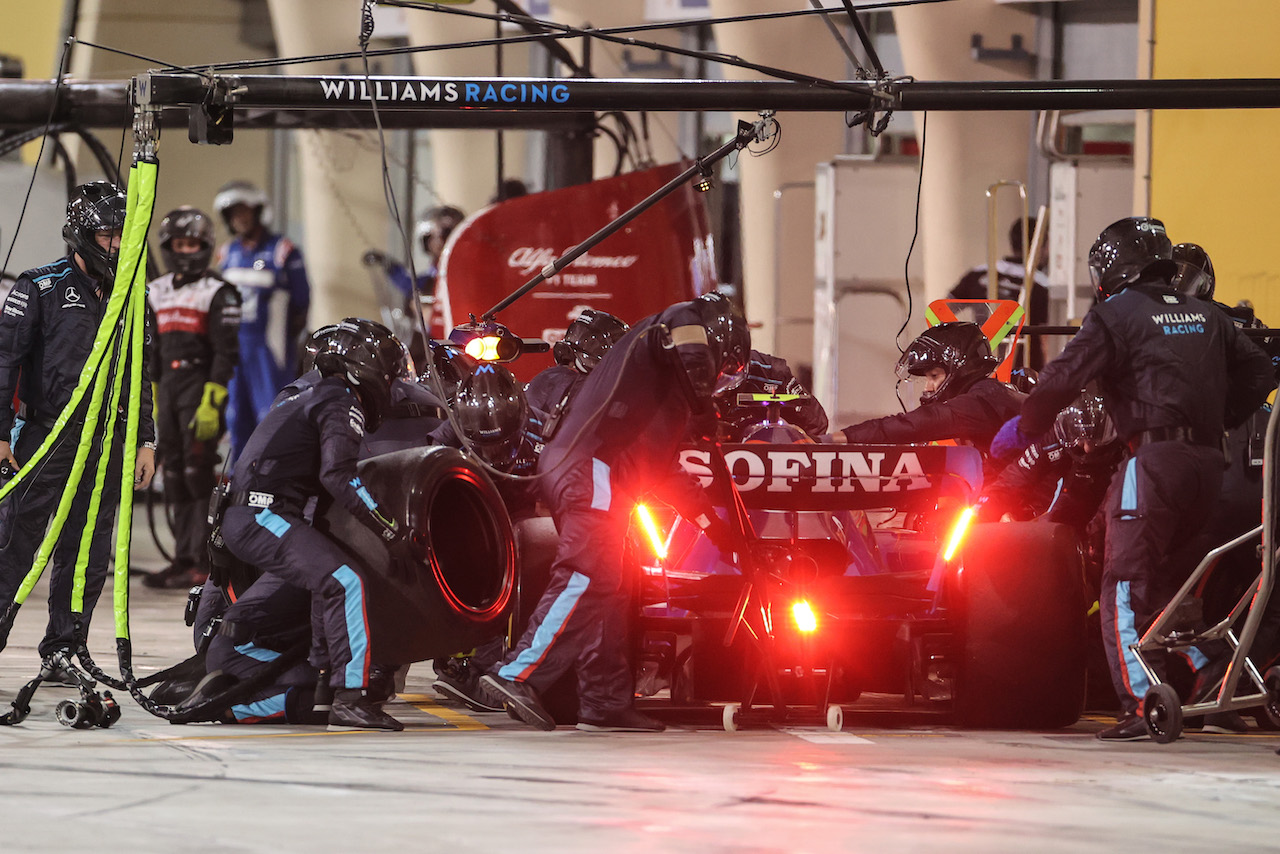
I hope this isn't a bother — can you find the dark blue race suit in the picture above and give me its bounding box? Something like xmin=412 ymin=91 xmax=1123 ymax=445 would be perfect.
xmin=1021 ymin=275 xmax=1274 ymax=714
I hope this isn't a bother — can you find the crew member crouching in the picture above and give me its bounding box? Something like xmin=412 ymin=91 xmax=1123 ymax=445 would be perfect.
xmin=219 ymin=319 xmax=413 ymax=731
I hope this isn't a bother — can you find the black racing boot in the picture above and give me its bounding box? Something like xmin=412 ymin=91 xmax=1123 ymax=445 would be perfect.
xmin=576 ymin=707 xmax=666 ymax=733
xmin=1095 ymin=712 xmax=1150 ymax=741
xmin=479 ymin=674 xmax=556 ymax=730
xmin=42 ymin=654 xmax=94 ymax=688
xmin=172 ymin=671 xmax=240 ymax=722
xmin=433 ymin=661 xmax=502 ymax=713
xmin=329 ymin=689 xmax=404 ymax=732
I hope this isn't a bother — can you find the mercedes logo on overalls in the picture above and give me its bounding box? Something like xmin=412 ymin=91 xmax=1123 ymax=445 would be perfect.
xmin=65 ymin=287 xmax=80 ymax=303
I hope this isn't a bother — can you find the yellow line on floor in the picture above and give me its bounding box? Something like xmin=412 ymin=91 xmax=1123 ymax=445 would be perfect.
xmin=399 ymin=693 xmax=489 ymax=730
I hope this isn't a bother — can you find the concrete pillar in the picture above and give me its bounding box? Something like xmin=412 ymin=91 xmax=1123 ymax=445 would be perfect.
xmin=268 ymin=0 xmax=389 ymax=324
xmin=709 ymin=0 xmax=846 ymax=356
xmin=892 ymin=0 xmax=1039 ymax=303
xmin=404 ymin=6 xmax=502 ymax=213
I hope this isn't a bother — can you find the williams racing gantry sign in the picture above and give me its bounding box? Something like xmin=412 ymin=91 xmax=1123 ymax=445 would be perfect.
xmin=136 ymin=72 xmax=1280 ymax=116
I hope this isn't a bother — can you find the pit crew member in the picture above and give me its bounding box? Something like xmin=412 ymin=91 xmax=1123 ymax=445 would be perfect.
xmin=0 ymin=182 xmax=157 ymax=672
xmin=525 ymin=308 xmax=629 ymax=422
xmin=1011 ymin=216 xmax=1273 ymax=741
xmin=479 ymin=294 xmax=750 ymax=732
xmin=821 ymin=322 xmax=1023 ymax=462
xmin=219 ymin=319 xmax=412 ymax=731
xmin=144 ymin=207 xmax=241 ymax=590
xmin=213 ymin=180 xmax=311 ymax=458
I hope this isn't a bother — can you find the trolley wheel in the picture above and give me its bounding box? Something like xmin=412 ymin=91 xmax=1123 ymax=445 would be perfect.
xmin=55 ymin=699 xmax=84 ymax=729
xmin=826 ymin=704 xmax=844 ymax=732
xmin=1143 ymin=684 xmax=1183 ymax=744
xmin=1261 ymin=667 xmax=1280 ymax=730
xmin=722 ymin=703 xmax=742 ymax=733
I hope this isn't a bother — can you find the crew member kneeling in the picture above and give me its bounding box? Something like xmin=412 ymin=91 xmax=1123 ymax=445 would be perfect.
xmin=220 ymin=319 xmax=412 ymax=731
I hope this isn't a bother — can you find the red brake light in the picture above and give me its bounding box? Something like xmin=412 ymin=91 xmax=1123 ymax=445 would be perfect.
xmin=943 ymin=506 xmax=976 ymax=563
xmin=791 ymin=599 xmax=818 ymax=633
xmin=634 ymin=504 xmax=667 ymax=560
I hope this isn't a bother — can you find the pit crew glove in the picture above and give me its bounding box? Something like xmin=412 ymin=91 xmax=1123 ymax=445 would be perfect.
xmin=989 ymin=415 xmax=1033 ymax=462
xmin=189 ymin=382 xmax=229 ymax=442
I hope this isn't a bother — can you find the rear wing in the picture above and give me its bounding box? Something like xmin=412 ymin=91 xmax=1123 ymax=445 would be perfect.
xmin=678 ymin=443 xmax=984 ymax=512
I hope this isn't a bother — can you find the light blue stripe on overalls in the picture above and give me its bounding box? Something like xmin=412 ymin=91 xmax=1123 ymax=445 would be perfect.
xmin=332 ymin=565 xmax=369 ymax=689
xmin=234 ymin=642 xmax=281 ymax=663
xmin=9 ymin=417 xmax=23 ymax=446
xmin=254 ymin=508 xmax=291 ymax=538
xmin=1120 ymin=457 xmax=1138 ymax=517
xmin=499 ymin=571 xmax=591 ymax=680
xmin=231 ymin=693 xmax=288 ymax=722
xmin=1115 ymin=581 xmax=1151 ymax=700
xmin=591 ymin=458 xmax=611 ymax=511
xmin=32 ymin=266 xmax=73 ymax=285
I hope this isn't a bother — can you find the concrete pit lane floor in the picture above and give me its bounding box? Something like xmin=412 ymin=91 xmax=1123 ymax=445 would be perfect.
xmin=1 ymin=512 xmax=1279 ymax=852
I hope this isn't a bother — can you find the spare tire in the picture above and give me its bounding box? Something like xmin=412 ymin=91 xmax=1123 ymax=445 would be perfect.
xmin=322 ymin=446 xmax=516 ymax=665
xmin=953 ymin=521 xmax=1087 ymax=729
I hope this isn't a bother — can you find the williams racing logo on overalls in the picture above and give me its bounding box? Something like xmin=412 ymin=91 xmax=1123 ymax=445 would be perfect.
xmin=1151 ymin=310 xmax=1206 ymax=336
xmin=677 ymin=444 xmax=969 ymax=511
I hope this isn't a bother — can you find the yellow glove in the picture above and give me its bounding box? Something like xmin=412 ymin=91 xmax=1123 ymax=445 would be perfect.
xmin=190 ymin=382 xmax=229 ymax=442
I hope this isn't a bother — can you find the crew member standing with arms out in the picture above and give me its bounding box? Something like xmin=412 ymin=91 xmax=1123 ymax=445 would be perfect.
xmin=144 ymin=207 xmax=241 ymax=590
xmin=822 ymin=322 xmax=1023 ymax=463
xmin=1008 ymin=217 xmax=1274 ymax=741
xmin=219 ymin=319 xmax=412 ymax=731
xmin=481 ymin=293 xmax=751 ymax=732
xmin=213 ymin=181 xmax=310 ymax=459
xmin=0 ymin=182 xmax=157 ymax=673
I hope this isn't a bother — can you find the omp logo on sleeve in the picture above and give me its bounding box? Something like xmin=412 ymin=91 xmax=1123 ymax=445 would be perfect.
xmin=248 ymin=491 xmax=274 ymax=508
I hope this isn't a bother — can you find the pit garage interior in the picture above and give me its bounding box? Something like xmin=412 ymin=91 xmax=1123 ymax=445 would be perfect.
xmin=2 ymin=1 xmax=1280 ymax=851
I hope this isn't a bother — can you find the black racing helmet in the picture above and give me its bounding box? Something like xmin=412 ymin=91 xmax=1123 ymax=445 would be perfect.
xmin=157 ymin=206 xmax=215 ymax=279
xmin=1088 ymin=216 xmax=1176 ymax=301
xmin=1053 ymin=393 xmax=1118 ymax=457
xmin=895 ymin=322 xmax=998 ymax=406
xmin=1171 ymin=242 xmax=1215 ymax=300
xmin=551 ymin=308 xmax=629 ymax=374
xmin=425 ymin=339 xmax=477 ymax=404
xmin=453 ymin=363 xmax=529 ymax=470
xmin=213 ymin=180 xmax=270 ymax=232
xmin=695 ymin=292 xmax=752 ymax=394
xmin=311 ymin=318 xmax=411 ymax=431
xmin=63 ymin=181 xmax=127 ymax=283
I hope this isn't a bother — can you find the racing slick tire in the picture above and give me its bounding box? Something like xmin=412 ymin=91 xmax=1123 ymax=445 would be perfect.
xmin=322 ymin=446 xmax=516 ymax=665
xmin=952 ymin=521 xmax=1087 ymax=729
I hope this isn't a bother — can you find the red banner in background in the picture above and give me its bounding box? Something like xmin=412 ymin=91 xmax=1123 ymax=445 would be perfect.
xmin=437 ymin=163 xmax=717 ymax=379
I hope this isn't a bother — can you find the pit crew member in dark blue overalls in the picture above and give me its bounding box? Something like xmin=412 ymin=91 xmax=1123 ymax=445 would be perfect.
xmin=981 ymin=393 xmax=1123 ymax=530
xmin=0 ymin=182 xmax=157 ymax=673
xmin=213 ymin=180 xmax=311 ymax=459
xmin=525 ymin=308 xmax=629 ymax=419
xmin=821 ymin=322 xmax=1023 ymax=464
xmin=144 ymin=207 xmax=242 ymax=590
xmin=219 ymin=319 xmax=412 ymax=731
xmin=1011 ymin=217 xmax=1273 ymax=741
xmin=480 ymin=294 xmax=750 ymax=732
